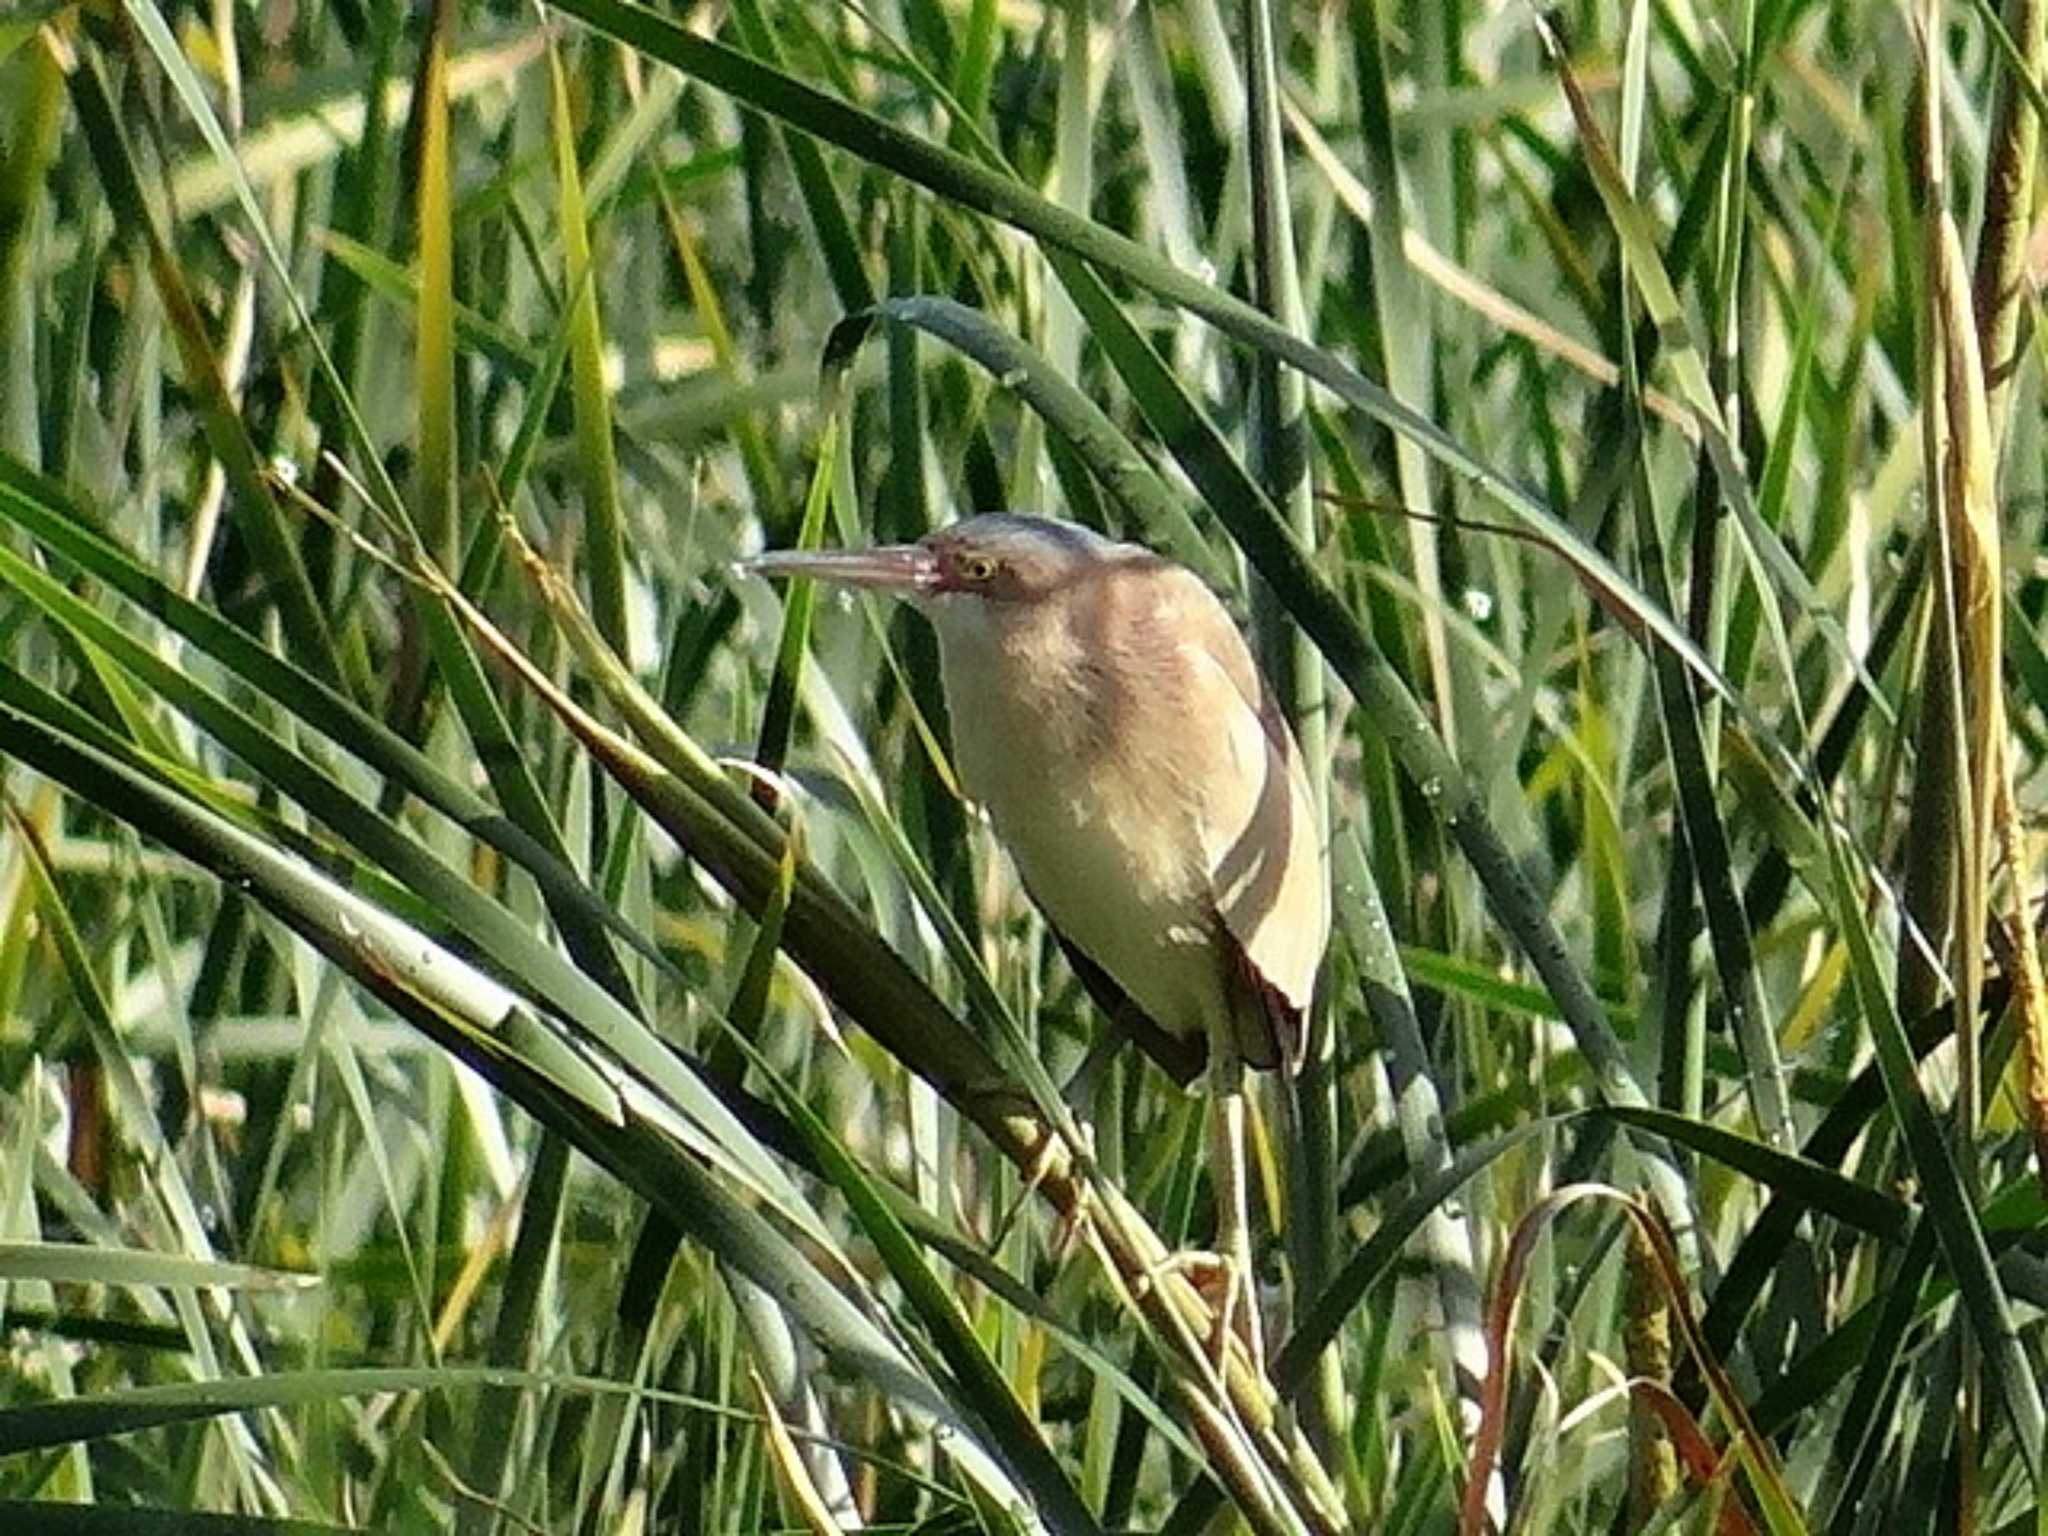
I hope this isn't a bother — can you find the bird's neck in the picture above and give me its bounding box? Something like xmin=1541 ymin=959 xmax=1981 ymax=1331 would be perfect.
xmin=935 ymin=598 xmax=1107 ymax=769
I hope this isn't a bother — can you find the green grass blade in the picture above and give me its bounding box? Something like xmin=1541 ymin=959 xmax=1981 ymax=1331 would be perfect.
xmin=540 ymin=0 xmax=1739 ymax=713
xmin=62 ymin=41 xmax=343 ymax=684
xmin=546 ymin=35 xmax=630 ymax=651
xmin=413 ymin=0 xmax=461 ymax=570
xmin=750 ymin=1039 xmax=1104 ymax=1534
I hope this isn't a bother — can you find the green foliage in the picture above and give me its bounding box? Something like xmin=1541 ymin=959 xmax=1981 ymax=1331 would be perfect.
xmin=4 ymin=0 xmax=2048 ymax=1530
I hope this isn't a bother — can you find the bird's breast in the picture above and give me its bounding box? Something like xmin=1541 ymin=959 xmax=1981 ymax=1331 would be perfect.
xmin=922 ymin=561 xmax=1327 ymax=1059
xmin=935 ymin=598 xmax=1228 ymax=1038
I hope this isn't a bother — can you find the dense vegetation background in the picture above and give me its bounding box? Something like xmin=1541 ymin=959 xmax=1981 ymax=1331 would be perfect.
xmin=5 ymin=0 xmax=2048 ymax=1530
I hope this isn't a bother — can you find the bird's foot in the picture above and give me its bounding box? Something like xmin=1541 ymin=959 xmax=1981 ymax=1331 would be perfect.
xmin=1044 ymin=1122 xmax=1099 ymax=1257
xmin=1047 ymin=1175 xmax=1096 ymax=1266
xmin=1144 ymin=1248 xmax=1266 ymax=1381
xmin=993 ymin=1121 xmax=1097 ymax=1254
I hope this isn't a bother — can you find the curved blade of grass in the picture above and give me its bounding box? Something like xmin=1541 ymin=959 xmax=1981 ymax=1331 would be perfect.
xmin=1628 ymin=1380 xmax=1763 ymax=1535
xmin=1589 ymin=1106 xmax=1909 ymax=1241
xmin=1459 ymin=1187 xmax=1805 ymax=1536
xmin=0 ymin=453 xmax=666 ymax=995
xmin=839 ymin=293 xmax=1685 ymax=1208
xmin=0 ymin=553 xmax=815 ymax=1235
xmin=0 ymin=1243 xmax=317 ymax=1293
xmin=537 ymin=0 xmax=1741 ymax=717
xmin=821 ymin=303 xmax=1215 ymax=578
xmin=745 ymin=1031 xmax=1103 ymax=1535
xmin=0 ymin=710 xmax=1038 ymax=1502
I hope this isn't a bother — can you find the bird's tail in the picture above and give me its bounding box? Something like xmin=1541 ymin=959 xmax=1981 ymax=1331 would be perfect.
xmin=1216 ymin=917 xmax=1306 ymax=1076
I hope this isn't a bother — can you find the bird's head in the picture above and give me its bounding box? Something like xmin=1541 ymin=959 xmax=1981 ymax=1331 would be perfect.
xmin=748 ymin=514 xmax=1125 ymax=620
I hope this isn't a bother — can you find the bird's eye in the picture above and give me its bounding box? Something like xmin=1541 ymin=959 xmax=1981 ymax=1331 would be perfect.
xmin=956 ymin=554 xmax=998 ymax=583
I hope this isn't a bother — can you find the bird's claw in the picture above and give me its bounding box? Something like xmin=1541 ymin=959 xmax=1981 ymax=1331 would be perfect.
xmin=1143 ymin=1249 xmax=1265 ymax=1380
xmin=1048 ymin=1177 xmax=1096 ymax=1265
xmin=993 ymin=1122 xmax=1098 ymax=1255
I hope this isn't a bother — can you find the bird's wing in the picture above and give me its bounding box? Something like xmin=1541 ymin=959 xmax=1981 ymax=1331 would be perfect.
xmin=1163 ymin=571 xmax=1330 ymax=1061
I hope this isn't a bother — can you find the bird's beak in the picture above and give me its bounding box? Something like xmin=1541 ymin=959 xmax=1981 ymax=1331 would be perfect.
xmin=745 ymin=544 xmax=939 ymax=594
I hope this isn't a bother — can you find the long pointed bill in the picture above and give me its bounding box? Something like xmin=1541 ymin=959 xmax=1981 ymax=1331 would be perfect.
xmin=745 ymin=544 xmax=938 ymax=594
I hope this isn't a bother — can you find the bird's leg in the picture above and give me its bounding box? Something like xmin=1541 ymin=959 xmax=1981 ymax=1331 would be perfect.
xmin=1207 ymin=1022 xmax=1265 ymax=1379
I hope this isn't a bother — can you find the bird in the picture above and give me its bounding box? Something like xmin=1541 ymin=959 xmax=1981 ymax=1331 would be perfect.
xmin=750 ymin=512 xmax=1329 ymax=1359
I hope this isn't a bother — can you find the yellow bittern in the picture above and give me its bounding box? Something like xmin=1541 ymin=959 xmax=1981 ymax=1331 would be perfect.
xmin=752 ymin=513 xmax=1329 ymax=1355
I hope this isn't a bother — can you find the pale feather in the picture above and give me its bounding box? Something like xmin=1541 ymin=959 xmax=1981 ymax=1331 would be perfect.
xmin=931 ymin=552 xmax=1327 ymax=1068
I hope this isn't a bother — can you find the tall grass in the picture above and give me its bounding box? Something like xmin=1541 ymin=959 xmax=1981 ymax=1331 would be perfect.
xmin=4 ymin=0 xmax=2048 ymax=1531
